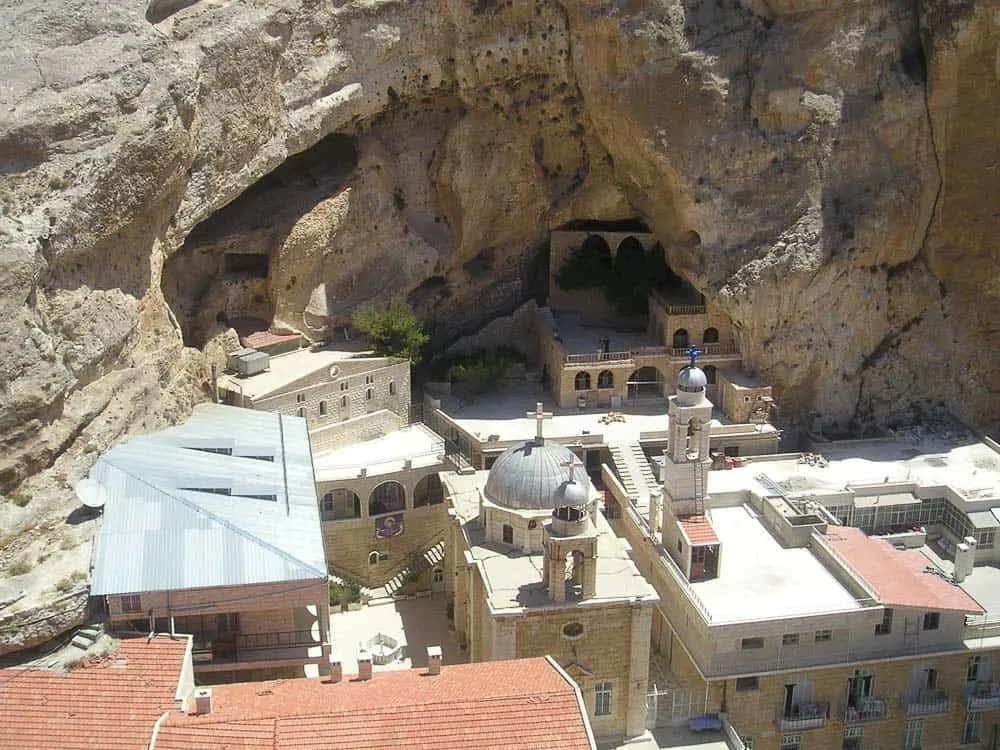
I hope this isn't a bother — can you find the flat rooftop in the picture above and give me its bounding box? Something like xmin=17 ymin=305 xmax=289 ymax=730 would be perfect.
xmin=313 ymin=424 xmax=445 ymax=482
xmin=444 ymin=471 xmax=657 ymax=611
xmin=217 ymin=345 xmax=382 ymax=401
xmin=551 ymin=310 xmax=659 ymax=355
xmin=440 ymin=379 xmax=671 ymax=445
xmin=692 ymin=506 xmax=861 ymax=623
xmin=708 ymin=436 xmax=1000 ymax=504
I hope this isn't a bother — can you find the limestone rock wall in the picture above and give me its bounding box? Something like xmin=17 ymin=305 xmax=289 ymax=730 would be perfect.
xmin=0 ymin=0 xmax=997 ymax=500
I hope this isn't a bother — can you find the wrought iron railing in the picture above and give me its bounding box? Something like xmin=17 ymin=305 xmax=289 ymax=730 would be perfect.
xmin=900 ymin=691 xmax=949 ymax=716
xmin=842 ymin=697 xmax=889 ymax=723
xmin=777 ymin=702 xmax=829 ymax=731
xmin=236 ymin=629 xmax=316 ymax=650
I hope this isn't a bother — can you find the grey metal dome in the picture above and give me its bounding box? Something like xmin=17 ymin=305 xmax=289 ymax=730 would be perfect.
xmin=553 ymin=478 xmax=589 ymax=508
xmin=484 ymin=440 xmax=579 ymax=511
xmin=677 ymin=365 xmax=707 ymax=391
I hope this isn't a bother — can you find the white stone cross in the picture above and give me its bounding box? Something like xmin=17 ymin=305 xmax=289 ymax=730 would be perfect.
xmin=561 ymin=456 xmax=585 ymax=484
xmin=526 ymin=401 xmax=553 ymax=443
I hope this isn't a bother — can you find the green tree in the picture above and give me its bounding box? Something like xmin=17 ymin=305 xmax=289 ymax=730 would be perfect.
xmin=352 ymin=302 xmax=428 ymax=362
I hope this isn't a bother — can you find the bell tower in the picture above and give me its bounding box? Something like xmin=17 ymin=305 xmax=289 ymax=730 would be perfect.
xmin=543 ymin=457 xmax=598 ymax=603
xmin=662 ymin=346 xmax=713 ymax=516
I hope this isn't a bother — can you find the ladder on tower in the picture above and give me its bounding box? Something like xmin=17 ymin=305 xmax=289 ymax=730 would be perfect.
xmin=691 ymin=459 xmax=705 ymax=516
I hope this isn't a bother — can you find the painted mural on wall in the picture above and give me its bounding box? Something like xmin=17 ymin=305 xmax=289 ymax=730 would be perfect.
xmin=375 ymin=513 xmax=404 ymax=538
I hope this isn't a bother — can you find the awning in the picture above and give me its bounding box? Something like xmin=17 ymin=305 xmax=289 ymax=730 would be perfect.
xmin=969 ymin=510 xmax=1000 ymax=529
xmin=854 ymin=492 xmax=919 ymax=508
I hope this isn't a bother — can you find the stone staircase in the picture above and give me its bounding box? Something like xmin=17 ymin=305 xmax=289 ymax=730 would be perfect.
xmin=70 ymin=624 xmax=101 ymax=651
xmin=609 ymin=441 xmax=659 ymax=513
xmin=378 ymin=539 xmax=446 ymax=600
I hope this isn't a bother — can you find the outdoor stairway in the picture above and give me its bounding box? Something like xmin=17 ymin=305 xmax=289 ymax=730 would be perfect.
xmin=69 ymin=625 xmax=101 ymax=651
xmin=382 ymin=539 xmax=446 ymax=599
xmin=609 ymin=442 xmax=659 ymax=514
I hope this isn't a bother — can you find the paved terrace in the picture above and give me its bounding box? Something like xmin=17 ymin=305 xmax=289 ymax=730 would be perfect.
xmin=217 ymin=345 xmax=374 ymax=400
xmin=440 ymin=379 xmax=670 ymax=445
xmin=691 ymin=506 xmax=861 ymax=623
xmin=313 ymin=423 xmax=444 ymax=481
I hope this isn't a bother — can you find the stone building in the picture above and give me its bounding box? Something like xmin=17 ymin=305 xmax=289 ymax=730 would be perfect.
xmin=443 ymin=410 xmax=658 ymax=744
xmin=86 ymin=404 xmax=331 ymax=682
xmin=312 ymin=423 xmax=450 ymax=586
xmin=603 ymin=361 xmax=1000 ymax=750
xmin=216 ymin=345 xmax=410 ymax=452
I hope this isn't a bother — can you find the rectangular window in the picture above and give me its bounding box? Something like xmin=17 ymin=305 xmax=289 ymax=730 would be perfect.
xmin=968 ymin=655 xmax=982 ymax=682
xmin=923 ymin=612 xmax=940 ymax=631
xmin=365 ymin=374 xmax=374 ymax=384
xmin=595 ymin=681 xmax=613 ymax=716
xmin=120 ymin=594 xmax=141 ymax=613
xmin=815 ymin=629 xmax=832 ymax=643
xmin=903 ymin=719 xmax=923 ymax=750
xmin=963 ymin=711 xmax=982 ymax=745
xmin=875 ymin=608 xmax=894 ymax=636
xmin=741 ymin=637 xmax=765 ymax=650
xmin=340 ymin=381 xmax=349 ymax=391
xmin=296 ymin=393 xmax=306 ymax=403
xmin=782 ymin=633 xmax=799 ymax=646
xmin=735 ymin=676 xmax=759 ymax=691
xmin=780 ymin=735 xmax=801 ymax=750
xmin=922 ymin=666 xmax=939 ymax=690
xmin=843 ymin=726 xmax=863 ymax=750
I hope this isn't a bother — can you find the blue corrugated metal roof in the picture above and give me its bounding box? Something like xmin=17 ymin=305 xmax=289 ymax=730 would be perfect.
xmin=89 ymin=404 xmax=326 ymax=596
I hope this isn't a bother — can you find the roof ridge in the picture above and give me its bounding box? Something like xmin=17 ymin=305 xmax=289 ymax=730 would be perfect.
xmin=104 ymin=456 xmax=326 ymax=580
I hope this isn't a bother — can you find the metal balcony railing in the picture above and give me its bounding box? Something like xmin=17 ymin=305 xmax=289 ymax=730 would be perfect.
xmin=966 ymin=682 xmax=1000 ymax=710
xmin=842 ymin=697 xmax=888 ymax=723
xmin=900 ymin=691 xmax=949 ymax=716
xmin=237 ymin=629 xmax=317 ymax=650
xmin=777 ymin=702 xmax=830 ymax=731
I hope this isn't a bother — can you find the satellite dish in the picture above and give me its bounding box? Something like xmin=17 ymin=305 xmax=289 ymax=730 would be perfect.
xmin=75 ymin=478 xmax=106 ymax=509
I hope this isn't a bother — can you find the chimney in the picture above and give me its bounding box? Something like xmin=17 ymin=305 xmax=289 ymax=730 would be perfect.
xmin=329 ymin=652 xmax=343 ymax=683
xmin=192 ymin=687 xmax=213 ymax=715
xmin=954 ymin=538 xmax=977 ymax=583
xmin=357 ymin=648 xmax=373 ymax=680
xmin=426 ymin=645 xmax=442 ymax=676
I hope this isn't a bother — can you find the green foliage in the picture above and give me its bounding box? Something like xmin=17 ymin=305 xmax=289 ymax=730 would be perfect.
xmin=555 ymin=234 xmax=675 ymax=317
xmin=8 ymin=559 xmax=32 ymax=577
xmin=329 ymin=574 xmax=363 ymax=606
xmin=352 ymin=302 xmax=428 ymax=362
xmin=9 ymin=490 xmax=31 ymax=507
xmin=431 ymin=347 xmax=526 ymax=391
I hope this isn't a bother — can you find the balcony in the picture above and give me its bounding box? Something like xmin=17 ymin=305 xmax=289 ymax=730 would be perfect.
xmin=842 ymin=697 xmax=888 ymax=723
xmin=900 ymin=690 xmax=950 ymax=716
xmin=777 ymin=702 xmax=829 ymax=731
xmin=191 ymin=629 xmax=323 ymax=671
xmin=966 ymin=682 xmax=1000 ymax=710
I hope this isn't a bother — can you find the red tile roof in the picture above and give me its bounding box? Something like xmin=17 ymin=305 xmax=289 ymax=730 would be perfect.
xmin=156 ymin=657 xmax=595 ymax=750
xmin=826 ymin=527 xmax=984 ymax=613
xmin=0 ymin=634 xmax=188 ymax=750
xmin=679 ymin=514 xmax=719 ymax=545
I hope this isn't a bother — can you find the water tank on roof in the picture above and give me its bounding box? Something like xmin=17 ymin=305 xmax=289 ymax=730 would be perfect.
xmin=226 ymin=348 xmax=256 ymax=372
xmin=235 ymin=350 xmax=270 ymax=377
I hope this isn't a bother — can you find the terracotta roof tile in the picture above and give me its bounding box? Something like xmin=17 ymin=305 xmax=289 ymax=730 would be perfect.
xmin=0 ymin=635 xmax=188 ymax=750
xmin=157 ymin=657 xmax=594 ymax=750
xmin=679 ymin=514 xmax=719 ymax=545
xmin=826 ymin=527 xmax=984 ymax=613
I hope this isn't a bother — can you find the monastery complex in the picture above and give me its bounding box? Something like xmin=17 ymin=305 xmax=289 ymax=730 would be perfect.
xmin=6 ymin=229 xmax=1000 ymax=750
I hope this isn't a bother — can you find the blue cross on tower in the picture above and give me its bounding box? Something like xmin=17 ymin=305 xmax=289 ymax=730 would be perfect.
xmin=687 ymin=344 xmax=702 ymax=368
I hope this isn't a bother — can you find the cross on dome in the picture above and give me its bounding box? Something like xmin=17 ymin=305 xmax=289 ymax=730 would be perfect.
xmin=687 ymin=344 xmax=702 ymax=368
xmin=526 ymin=401 xmax=553 ymax=444
xmin=561 ymin=455 xmax=584 ymax=484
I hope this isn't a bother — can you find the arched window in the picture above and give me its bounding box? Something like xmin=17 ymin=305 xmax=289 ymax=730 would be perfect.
xmin=341 ymin=395 xmax=348 ymax=408
xmin=574 ymin=371 xmax=591 ymax=391
xmin=366 ymin=388 xmax=374 ymax=401
xmin=297 ymin=407 xmax=305 ymax=418
xmin=389 ymin=381 xmax=396 ymax=396
xmin=319 ymin=400 xmax=327 ymax=416
xmin=414 ymin=473 xmax=444 ymax=507
xmin=369 ymin=481 xmax=405 ymax=516
xmin=502 ymin=524 xmax=514 ymax=544
xmin=323 ymin=489 xmax=361 ymax=520
xmin=597 ymin=370 xmax=614 ymax=389
xmin=672 ymin=329 xmax=689 ymax=349
xmin=704 ymin=365 xmax=717 ymax=385
xmin=433 ymin=568 xmax=444 ymax=583
xmin=703 ymin=327 xmax=719 ymax=344
xmin=368 ymin=551 xmax=380 ymax=566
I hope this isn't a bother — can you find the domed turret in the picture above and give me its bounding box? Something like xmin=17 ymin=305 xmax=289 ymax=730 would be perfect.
xmin=675 ymin=345 xmax=709 ymax=406
xmin=483 ymin=440 xmax=580 ymax=512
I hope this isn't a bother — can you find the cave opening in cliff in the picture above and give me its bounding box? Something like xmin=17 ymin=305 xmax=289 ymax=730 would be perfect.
xmin=162 ymin=132 xmax=358 ymax=348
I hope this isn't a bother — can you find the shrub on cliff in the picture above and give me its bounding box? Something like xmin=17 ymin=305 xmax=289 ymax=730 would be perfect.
xmin=352 ymin=302 xmax=428 ymax=363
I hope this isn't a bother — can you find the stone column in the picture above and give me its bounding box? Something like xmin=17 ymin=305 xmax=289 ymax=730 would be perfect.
xmin=582 ymin=555 xmax=597 ymax=599
xmin=625 ymin=602 xmax=653 ymax=739
xmin=317 ymin=597 xmax=333 ymax=676
xmin=649 ymin=492 xmax=662 ymax=538
xmin=492 ymin=618 xmax=517 ymax=661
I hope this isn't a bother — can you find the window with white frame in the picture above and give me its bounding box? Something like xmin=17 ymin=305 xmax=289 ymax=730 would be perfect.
xmin=595 ymin=681 xmax=612 ymax=716
xmin=962 ymin=711 xmax=982 ymax=745
xmin=780 ymin=734 xmax=801 ymax=750
xmin=903 ymin=719 xmax=923 ymax=750
xmin=742 ymin=739 xmax=753 ymax=750
xmin=843 ymin=726 xmax=863 ymax=750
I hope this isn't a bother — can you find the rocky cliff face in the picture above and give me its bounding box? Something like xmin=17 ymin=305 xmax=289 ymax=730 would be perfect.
xmin=0 ymin=0 xmax=997 ymax=501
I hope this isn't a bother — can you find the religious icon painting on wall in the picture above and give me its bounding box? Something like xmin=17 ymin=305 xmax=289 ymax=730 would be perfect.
xmin=375 ymin=513 xmax=405 ymax=538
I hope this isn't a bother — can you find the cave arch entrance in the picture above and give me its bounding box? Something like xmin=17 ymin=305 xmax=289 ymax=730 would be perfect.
xmin=627 ymin=366 xmax=666 ymax=400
